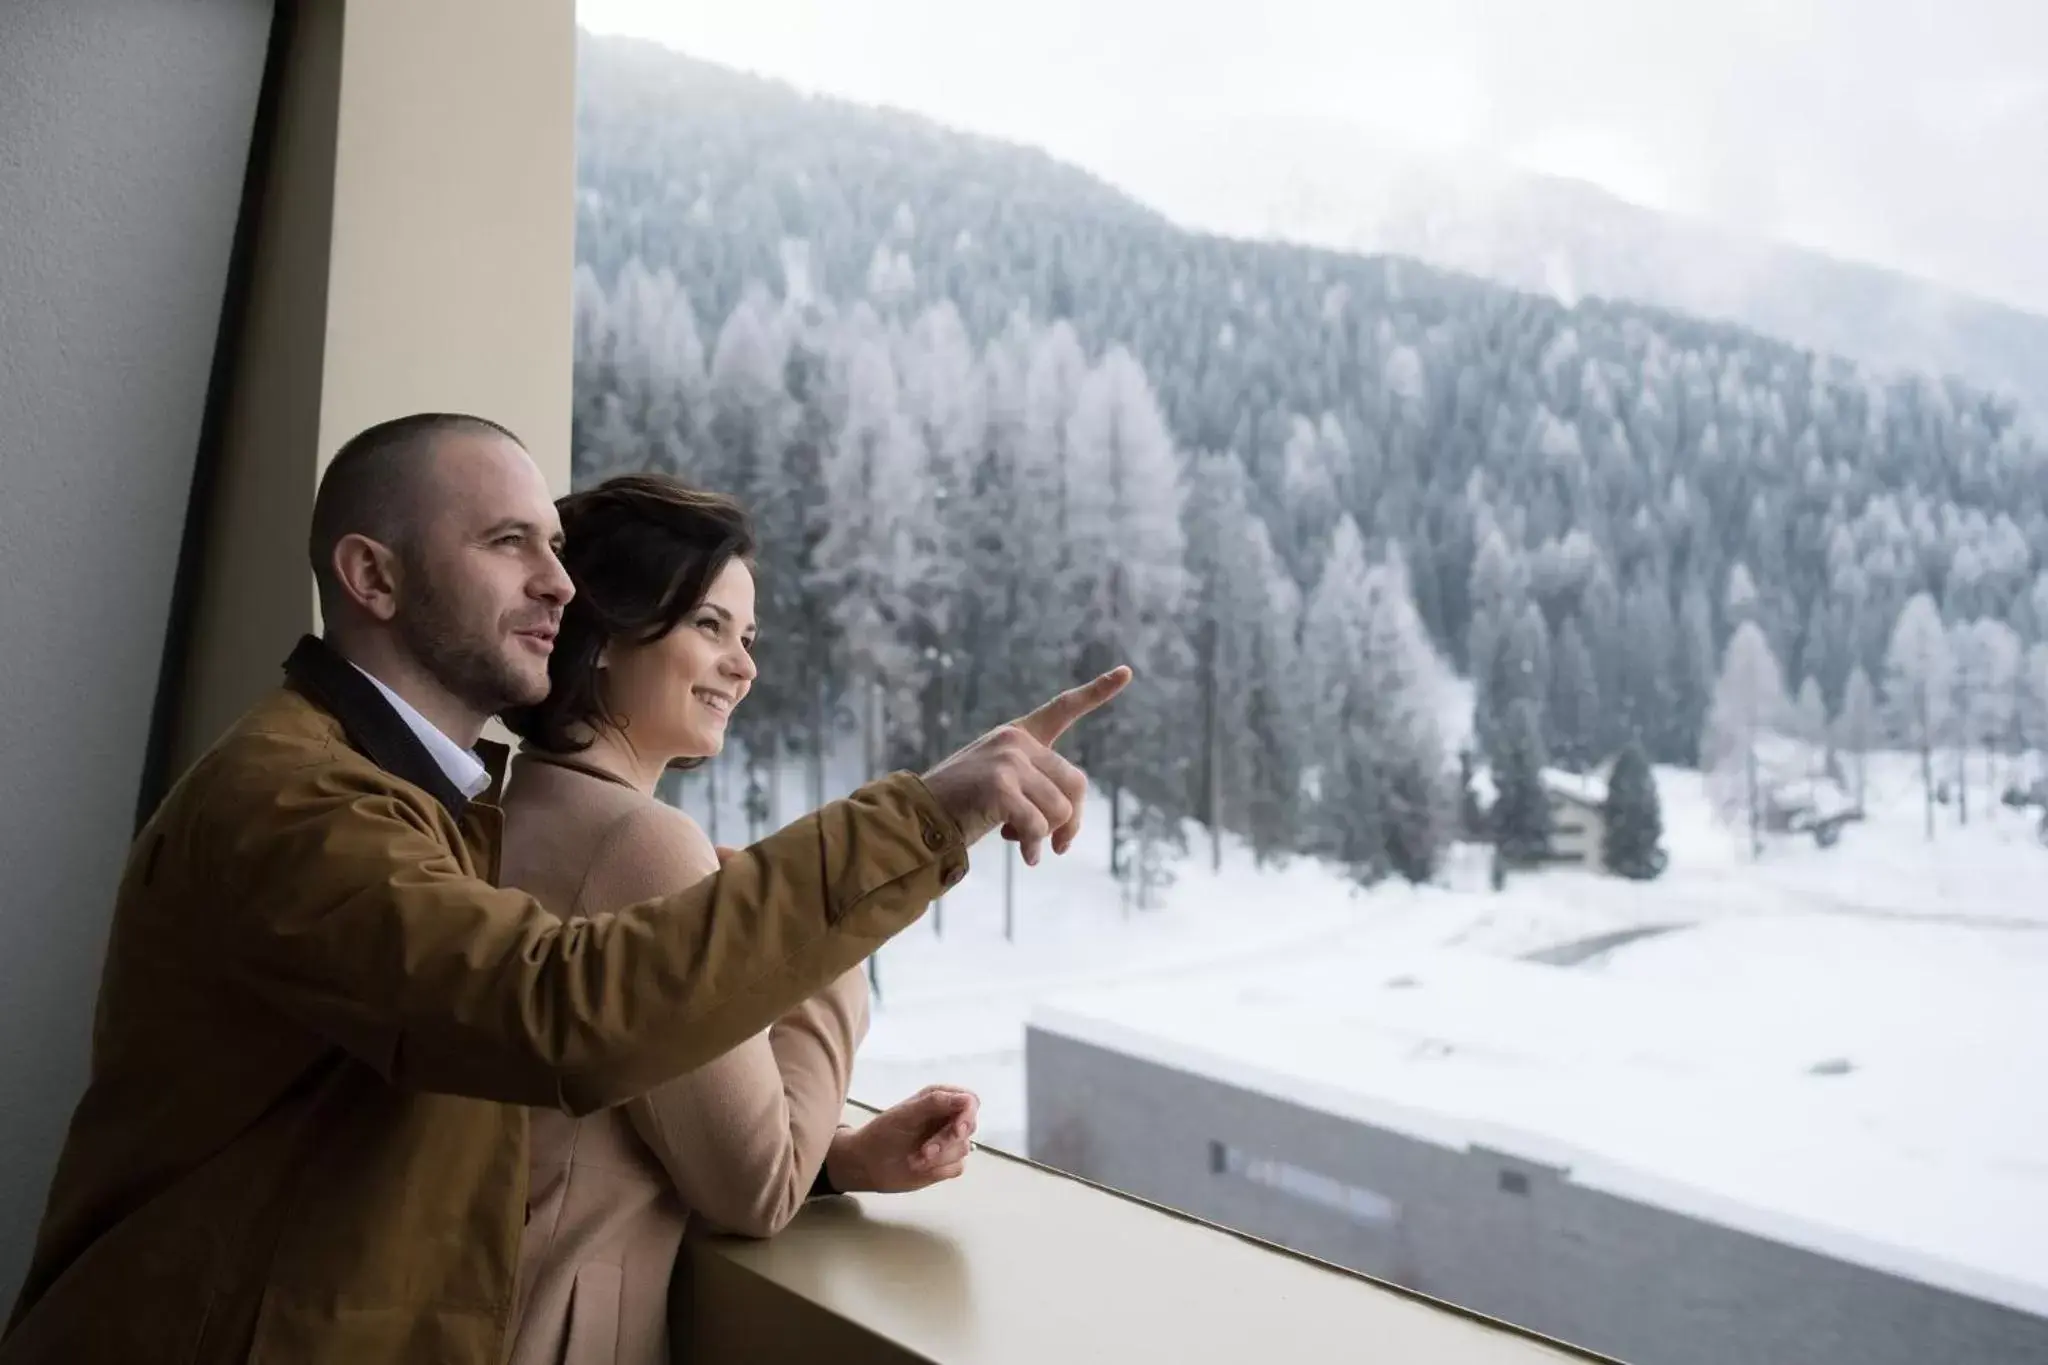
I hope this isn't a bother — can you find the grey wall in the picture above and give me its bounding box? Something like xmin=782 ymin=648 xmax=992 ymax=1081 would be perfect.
xmin=1028 ymin=1027 xmax=2048 ymax=1365
xmin=0 ymin=0 xmax=271 ymax=1302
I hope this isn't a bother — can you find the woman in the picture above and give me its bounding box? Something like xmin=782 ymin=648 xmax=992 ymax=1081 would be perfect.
xmin=497 ymin=473 xmax=978 ymax=1365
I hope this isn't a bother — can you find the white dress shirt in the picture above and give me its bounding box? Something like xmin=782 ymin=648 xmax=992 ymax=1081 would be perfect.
xmin=349 ymin=663 xmax=492 ymax=800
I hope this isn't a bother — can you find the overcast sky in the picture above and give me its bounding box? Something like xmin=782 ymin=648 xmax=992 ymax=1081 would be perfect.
xmin=579 ymin=0 xmax=2048 ymax=315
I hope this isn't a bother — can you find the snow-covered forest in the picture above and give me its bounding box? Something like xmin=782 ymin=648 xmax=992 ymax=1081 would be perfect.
xmin=571 ymin=36 xmax=2048 ymax=887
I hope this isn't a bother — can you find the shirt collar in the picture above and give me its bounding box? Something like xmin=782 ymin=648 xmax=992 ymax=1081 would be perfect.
xmin=348 ymin=663 xmax=492 ymax=801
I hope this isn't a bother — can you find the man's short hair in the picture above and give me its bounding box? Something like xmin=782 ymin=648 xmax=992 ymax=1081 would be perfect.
xmin=308 ymin=412 xmax=525 ymax=613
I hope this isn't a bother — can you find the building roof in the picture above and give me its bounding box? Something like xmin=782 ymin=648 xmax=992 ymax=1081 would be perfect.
xmin=1540 ymin=767 xmax=1608 ymax=808
xmin=1029 ymin=942 xmax=2046 ymax=1318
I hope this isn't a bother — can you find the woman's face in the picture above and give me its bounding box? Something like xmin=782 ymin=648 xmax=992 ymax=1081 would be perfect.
xmin=601 ymin=557 xmax=758 ymax=761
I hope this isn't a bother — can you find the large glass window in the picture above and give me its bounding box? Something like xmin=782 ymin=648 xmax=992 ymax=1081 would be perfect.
xmin=570 ymin=5 xmax=2048 ymax=1361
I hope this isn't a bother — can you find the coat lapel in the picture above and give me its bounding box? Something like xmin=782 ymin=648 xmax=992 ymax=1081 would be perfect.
xmin=281 ymin=635 xmax=473 ymax=820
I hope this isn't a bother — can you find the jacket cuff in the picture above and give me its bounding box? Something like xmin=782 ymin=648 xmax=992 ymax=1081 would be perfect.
xmin=825 ymin=772 xmax=971 ymax=929
xmin=811 ymin=1123 xmax=854 ymax=1199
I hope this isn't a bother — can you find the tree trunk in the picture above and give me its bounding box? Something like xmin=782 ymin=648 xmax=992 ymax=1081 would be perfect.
xmin=706 ymin=758 xmax=722 ymax=846
xmin=1003 ymin=845 xmax=1016 ymax=943
xmin=1745 ymin=740 xmax=1761 ymax=860
xmin=1109 ymin=784 xmax=1125 ymax=880
xmin=1200 ymin=618 xmax=1221 ymax=872
xmin=1956 ymin=745 xmax=1970 ymax=826
xmin=862 ymin=678 xmax=880 ymax=783
xmin=1920 ymin=738 xmax=1935 ymax=841
xmin=809 ymin=673 xmax=828 ymax=809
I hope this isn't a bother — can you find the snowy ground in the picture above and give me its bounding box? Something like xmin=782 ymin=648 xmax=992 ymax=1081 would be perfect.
xmin=668 ymin=739 xmax=2048 ymax=1308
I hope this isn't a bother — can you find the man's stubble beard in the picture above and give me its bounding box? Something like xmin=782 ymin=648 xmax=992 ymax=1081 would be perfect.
xmin=396 ymin=554 xmax=547 ymax=718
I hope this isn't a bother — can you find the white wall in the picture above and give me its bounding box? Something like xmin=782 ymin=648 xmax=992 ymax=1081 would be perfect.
xmin=0 ymin=0 xmax=272 ymax=1300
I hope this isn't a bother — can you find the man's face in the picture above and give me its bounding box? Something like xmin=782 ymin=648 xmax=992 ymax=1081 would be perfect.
xmin=395 ymin=433 xmax=571 ymax=716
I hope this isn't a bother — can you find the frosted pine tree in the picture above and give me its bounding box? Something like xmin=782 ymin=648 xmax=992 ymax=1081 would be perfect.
xmin=1705 ymin=621 xmax=1787 ymax=858
xmin=1007 ymin=319 xmax=1091 ymax=707
xmin=1303 ymin=517 xmax=1386 ymax=882
xmin=1361 ymin=548 xmax=1457 ymax=883
xmin=812 ymin=320 xmax=928 ymax=783
xmin=1063 ymin=345 xmax=1192 ymax=887
xmin=1601 ymin=742 xmax=1665 ymax=879
xmin=895 ymin=301 xmax=987 ymax=767
xmin=1618 ymin=576 xmax=1677 ymax=754
xmin=706 ymin=289 xmax=805 ymax=819
xmin=1836 ymin=665 xmax=1878 ymax=808
xmin=1492 ymin=698 xmax=1553 ymax=870
xmin=1183 ymin=450 xmax=1294 ymax=868
xmin=1883 ymin=593 xmax=1952 ymax=840
xmin=1674 ymin=581 xmax=1718 ymax=763
xmin=614 ymin=258 xmax=711 ymax=477
xmin=1243 ymin=537 xmax=1308 ymax=866
xmin=1277 ymin=413 xmax=1342 ymax=588
xmin=2021 ymin=643 xmax=2048 ymax=774
xmin=1465 ymin=517 xmax=1527 ymax=758
xmin=955 ymin=313 xmax=1035 ymax=732
xmin=1794 ymin=676 xmax=1829 ymax=787
xmin=1548 ymin=615 xmax=1601 ymax=772
xmin=776 ymin=307 xmax=852 ymax=810
xmin=1956 ymin=618 xmax=2020 ymax=811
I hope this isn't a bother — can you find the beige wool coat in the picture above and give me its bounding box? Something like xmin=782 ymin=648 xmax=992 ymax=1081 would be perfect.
xmin=498 ymin=752 xmax=870 ymax=1365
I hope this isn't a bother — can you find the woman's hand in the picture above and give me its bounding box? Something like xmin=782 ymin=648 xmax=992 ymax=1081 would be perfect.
xmin=824 ymin=1085 xmax=980 ymax=1194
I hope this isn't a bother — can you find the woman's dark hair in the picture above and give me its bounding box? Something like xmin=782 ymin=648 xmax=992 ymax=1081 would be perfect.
xmin=501 ymin=473 xmax=754 ymax=758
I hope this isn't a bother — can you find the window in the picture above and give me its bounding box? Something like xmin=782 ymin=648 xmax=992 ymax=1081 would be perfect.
xmin=1211 ymin=1140 xmax=1401 ymax=1228
xmin=571 ymin=5 xmax=2048 ymax=1362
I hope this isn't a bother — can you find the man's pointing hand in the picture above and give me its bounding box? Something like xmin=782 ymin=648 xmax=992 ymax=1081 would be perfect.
xmin=919 ymin=666 xmax=1133 ymax=864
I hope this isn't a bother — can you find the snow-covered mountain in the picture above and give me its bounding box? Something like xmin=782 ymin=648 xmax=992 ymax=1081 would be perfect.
xmin=1072 ymin=113 xmax=2048 ymax=421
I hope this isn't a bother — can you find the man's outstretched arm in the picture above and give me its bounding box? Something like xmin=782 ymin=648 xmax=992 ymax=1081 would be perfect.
xmin=202 ymin=667 xmax=1129 ymax=1112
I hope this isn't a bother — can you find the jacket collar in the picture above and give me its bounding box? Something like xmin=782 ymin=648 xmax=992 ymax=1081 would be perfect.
xmin=282 ymin=635 xmax=503 ymax=820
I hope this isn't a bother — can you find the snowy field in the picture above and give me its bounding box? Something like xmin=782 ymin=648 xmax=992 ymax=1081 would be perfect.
xmin=668 ymin=738 xmax=2048 ymax=1309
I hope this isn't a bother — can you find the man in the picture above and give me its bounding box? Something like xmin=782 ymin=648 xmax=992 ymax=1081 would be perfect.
xmin=1 ymin=413 xmax=1128 ymax=1364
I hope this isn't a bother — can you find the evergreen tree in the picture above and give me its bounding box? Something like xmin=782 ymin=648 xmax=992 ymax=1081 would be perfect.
xmin=1304 ymin=518 xmax=1387 ymax=882
xmin=1884 ymin=592 xmax=1953 ymax=840
xmin=1837 ymin=665 xmax=1878 ymax=808
xmin=1549 ymin=614 xmax=1601 ymax=771
xmin=569 ymin=42 xmax=2048 ymax=893
xmin=1065 ymin=344 xmax=1194 ymax=877
xmin=1705 ymin=621 xmax=1787 ymax=858
xmin=1492 ymin=699 xmax=1553 ymax=867
xmin=1618 ymin=575 xmax=1677 ymax=752
xmin=1458 ymin=748 xmax=1486 ymax=840
xmin=1794 ymin=675 xmax=1829 ymax=783
xmin=1363 ymin=550 xmax=1457 ymax=883
xmin=1183 ymin=450 xmax=1300 ymax=866
xmin=1601 ymin=743 xmax=1666 ymax=879
xmin=2022 ymin=642 xmax=2048 ymax=767
xmin=1954 ymin=617 xmax=2021 ymax=818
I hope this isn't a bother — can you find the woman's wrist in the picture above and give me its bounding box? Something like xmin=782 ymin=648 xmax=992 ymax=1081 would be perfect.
xmin=822 ymin=1125 xmax=867 ymax=1194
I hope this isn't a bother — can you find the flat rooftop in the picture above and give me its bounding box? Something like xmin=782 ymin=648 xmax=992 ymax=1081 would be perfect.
xmin=1031 ymin=924 xmax=2048 ymax=1319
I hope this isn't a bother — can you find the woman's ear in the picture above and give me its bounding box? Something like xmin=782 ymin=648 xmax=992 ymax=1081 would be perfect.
xmin=595 ymin=640 xmax=611 ymax=671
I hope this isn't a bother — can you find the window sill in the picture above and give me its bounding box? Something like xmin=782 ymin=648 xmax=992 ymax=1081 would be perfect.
xmin=676 ymin=1106 xmax=1616 ymax=1364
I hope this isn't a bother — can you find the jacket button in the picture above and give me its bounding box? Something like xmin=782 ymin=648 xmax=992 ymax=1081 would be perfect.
xmin=923 ymin=822 xmax=948 ymax=851
xmin=940 ymin=862 xmax=966 ymax=888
